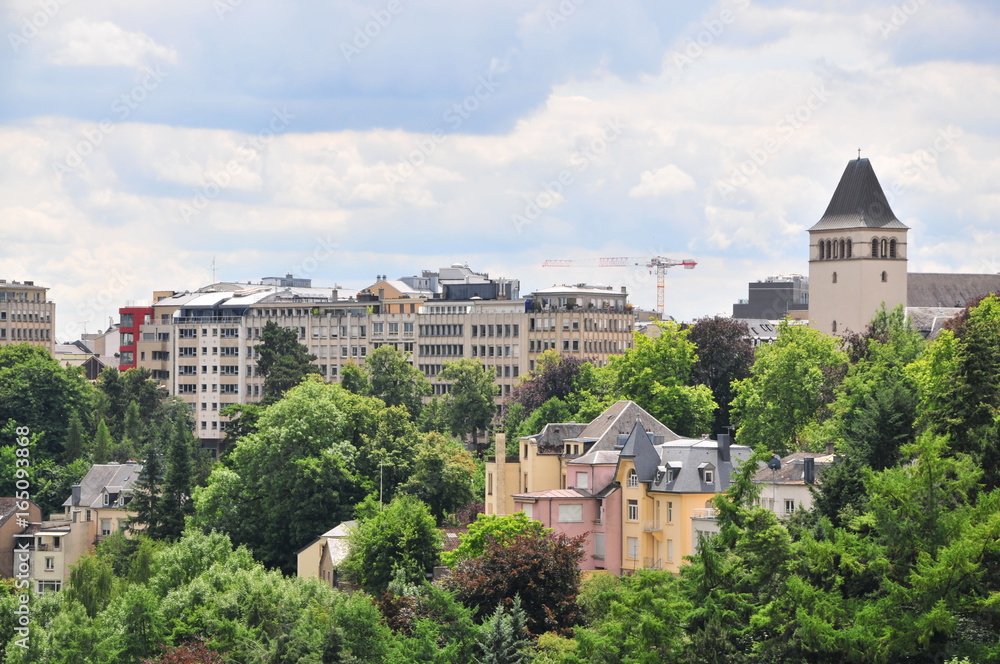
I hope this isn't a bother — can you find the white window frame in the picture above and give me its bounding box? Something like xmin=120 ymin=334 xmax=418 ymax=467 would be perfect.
xmin=627 ymin=469 xmax=638 ymax=488
xmin=627 ymin=537 xmax=639 ymax=560
xmin=627 ymin=499 xmax=638 ymax=522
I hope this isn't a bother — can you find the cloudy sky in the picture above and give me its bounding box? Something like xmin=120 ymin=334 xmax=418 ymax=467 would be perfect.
xmin=2 ymin=0 xmax=999 ymax=340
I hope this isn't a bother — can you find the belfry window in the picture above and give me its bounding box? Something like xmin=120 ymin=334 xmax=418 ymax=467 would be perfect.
xmin=846 ymin=239 xmax=852 ymax=258
xmin=889 ymin=238 xmax=897 ymax=258
xmin=819 ymin=242 xmax=825 ymax=260
xmin=881 ymin=238 xmax=888 ymax=258
xmin=872 ymin=238 xmax=879 ymax=257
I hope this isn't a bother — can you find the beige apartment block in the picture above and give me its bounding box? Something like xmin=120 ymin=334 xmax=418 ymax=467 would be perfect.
xmin=0 ymin=280 xmax=55 ymax=352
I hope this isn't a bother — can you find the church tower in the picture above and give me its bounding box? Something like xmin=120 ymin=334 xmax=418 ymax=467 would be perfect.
xmin=808 ymin=158 xmax=908 ymax=335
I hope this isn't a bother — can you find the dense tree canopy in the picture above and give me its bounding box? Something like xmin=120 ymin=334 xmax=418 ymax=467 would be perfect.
xmin=254 ymin=320 xmax=319 ymax=403
xmin=688 ymin=315 xmax=754 ymax=435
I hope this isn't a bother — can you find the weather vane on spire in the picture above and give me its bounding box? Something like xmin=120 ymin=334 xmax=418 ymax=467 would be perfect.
xmin=858 ymin=148 xmax=861 ymax=159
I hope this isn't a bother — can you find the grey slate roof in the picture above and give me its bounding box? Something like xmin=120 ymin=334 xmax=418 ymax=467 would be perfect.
xmin=522 ymin=422 xmax=588 ymax=454
xmin=907 ymin=273 xmax=1000 ymax=309
xmin=618 ymin=421 xmax=661 ymax=483
xmin=648 ymin=436 xmax=753 ymax=494
xmin=567 ymin=400 xmax=681 ymax=453
xmin=906 ymin=306 xmax=963 ymax=338
xmin=753 ymin=452 xmax=835 ymax=485
xmin=0 ymin=498 xmax=25 ymax=527
xmin=809 ymin=158 xmax=908 ymax=232
xmin=62 ymin=462 xmax=143 ymax=509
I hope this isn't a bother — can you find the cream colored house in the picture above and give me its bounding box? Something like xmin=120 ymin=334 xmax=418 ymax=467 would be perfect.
xmin=14 ymin=463 xmax=141 ymax=592
xmin=296 ymin=521 xmax=355 ymax=588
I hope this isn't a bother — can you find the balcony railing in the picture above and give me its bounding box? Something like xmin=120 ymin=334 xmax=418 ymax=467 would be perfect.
xmin=693 ymin=508 xmax=718 ymax=518
xmin=642 ymin=520 xmax=662 ymax=532
xmin=642 ymin=558 xmax=662 ymax=570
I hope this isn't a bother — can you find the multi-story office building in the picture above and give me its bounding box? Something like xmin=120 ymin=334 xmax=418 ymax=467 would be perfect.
xmin=0 ymin=280 xmax=55 ymax=352
xmin=123 ymin=267 xmax=635 ymax=451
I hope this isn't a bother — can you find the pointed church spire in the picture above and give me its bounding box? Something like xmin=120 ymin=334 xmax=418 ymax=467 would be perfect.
xmin=809 ymin=158 xmax=908 ymax=231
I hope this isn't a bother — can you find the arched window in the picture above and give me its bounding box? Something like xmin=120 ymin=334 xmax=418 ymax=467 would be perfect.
xmin=832 ymin=320 xmax=837 ymax=333
xmin=627 ymin=469 xmax=638 ymax=488
xmin=846 ymin=239 xmax=852 ymax=258
xmin=881 ymin=238 xmax=888 ymax=258
xmin=819 ymin=241 xmax=825 ymax=260
xmin=840 ymin=239 xmax=846 ymax=259
xmin=881 ymin=271 xmax=888 ymax=282
xmin=832 ymin=240 xmax=839 ymax=259
xmin=889 ymin=238 xmax=897 ymax=258
xmin=872 ymin=238 xmax=879 ymax=257
xmin=832 ymin=272 xmax=837 ymax=284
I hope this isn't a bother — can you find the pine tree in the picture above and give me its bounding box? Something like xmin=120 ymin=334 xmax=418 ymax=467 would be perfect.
xmin=128 ymin=436 xmax=164 ymax=537
xmin=92 ymin=419 xmax=112 ymax=464
xmin=64 ymin=413 xmax=87 ymax=462
xmin=476 ymin=596 xmax=531 ymax=664
xmin=158 ymin=420 xmax=194 ymax=540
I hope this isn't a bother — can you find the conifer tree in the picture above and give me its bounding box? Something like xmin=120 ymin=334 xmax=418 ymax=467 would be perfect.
xmin=158 ymin=420 xmax=194 ymax=540
xmin=128 ymin=436 xmax=164 ymax=537
xmin=92 ymin=419 xmax=112 ymax=464
xmin=64 ymin=413 xmax=87 ymax=462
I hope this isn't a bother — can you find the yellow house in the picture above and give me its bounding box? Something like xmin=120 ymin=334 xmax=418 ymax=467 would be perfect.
xmin=489 ymin=401 xmax=752 ymax=575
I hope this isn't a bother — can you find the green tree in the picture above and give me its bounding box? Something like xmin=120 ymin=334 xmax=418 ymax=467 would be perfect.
xmin=64 ymin=413 xmax=87 ymax=462
xmin=339 ymin=361 xmax=368 ymax=395
xmin=65 ymin=553 xmax=116 ymax=618
xmin=438 ymin=359 xmax=498 ymax=448
xmin=476 ymin=596 xmax=531 ymax=664
xmin=364 ymin=345 xmax=431 ymax=418
xmin=0 ymin=343 xmax=94 ymax=459
xmin=255 ymin=320 xmax=319 ymax=403
xmin=157 ymin=420 xmax=194 ymax=540
xmin=605 ymin=322 xmax=717 ymax=437
xmin=128 ymin=438 xmax=164 ymax=536
xmin=398 ymin=432 xmax=477 ymax=525
xmin=730 ymin=322 xmax=846 ymax=454
xmin=193 ymin=379 xmax=372 ymax=572
xmin=342 ymin=494 xmax=443 ymax=594
xmin=92 ymin=419 xmax=113 ymax=464
xmin=442 ymin=512 xmax=550 ymax=567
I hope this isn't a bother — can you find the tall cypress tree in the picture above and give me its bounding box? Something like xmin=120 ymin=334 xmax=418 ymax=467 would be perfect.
xmin=64 ymin=413 xmax=87 ymax=462
xmin=92 ymin=419 xmax=112 ymax=464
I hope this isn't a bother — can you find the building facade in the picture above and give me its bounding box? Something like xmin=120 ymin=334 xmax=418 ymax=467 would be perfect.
xmin=0 ymin=280 xmax=55 ymax=352
xmin=487 ymin=401 xmax=752 ymax=575
xmin=122 ymin=267 xmax=635 ymax=451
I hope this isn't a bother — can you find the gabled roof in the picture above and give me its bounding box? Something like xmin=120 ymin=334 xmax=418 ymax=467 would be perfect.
xmin=618 ymin=421 xmax=661 ymax=483
xmin=647 ymin=436 xmax=753 ymax=494
xmin=63 ymin=463 xmax=143 ymax=509
xmin=0 ymin=498 xmax=31 ymax=527
xmin=809 ymin=158 xmax=908 ymax=232
xmin=568 ymin=401 xmax=681 ymax=453
xmin=753 ymin=451 xmax=835 ymax=485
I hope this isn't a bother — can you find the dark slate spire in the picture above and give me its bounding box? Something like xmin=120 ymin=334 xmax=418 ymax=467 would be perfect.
xmin=618 ymin=420 xmax=661 ymax=483
xmin=809 ymin=158 xmax=908 ymax=231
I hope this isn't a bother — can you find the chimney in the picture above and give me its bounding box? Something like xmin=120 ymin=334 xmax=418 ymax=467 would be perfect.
xmin=825 ymin=441 xmax=835 ymax=455
xmin=804 ymin=457 xmax=815 ymax=484
xmin=718 ymin=433 xmax=731 ymax=463
xmin=71 ymin=484 xmax=81 ymax=506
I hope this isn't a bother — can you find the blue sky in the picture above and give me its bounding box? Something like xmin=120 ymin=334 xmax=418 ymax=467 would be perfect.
xmin=2 ymin=0 xmax=999 ymax=340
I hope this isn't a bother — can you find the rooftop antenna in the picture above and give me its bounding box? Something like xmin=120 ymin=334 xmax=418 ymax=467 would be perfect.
xmin=211 ymin=256 xmax=216 ymax=283
xmin=857 ymin=148 xmax=861 ymax=159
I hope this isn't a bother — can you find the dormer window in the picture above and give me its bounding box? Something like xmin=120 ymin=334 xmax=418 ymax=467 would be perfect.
xmin=704 ymin=470 xmax=714 ymax=484
xmin=103 ymin=492 xmax=109 ymax=506
xmin=626 ymin=469 xmax=638 ymax=488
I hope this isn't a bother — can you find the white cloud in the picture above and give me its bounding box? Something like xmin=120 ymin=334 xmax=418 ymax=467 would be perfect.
xmin=47 ymin=19 xmax=179 ymax=68
xmin=629 ymin=164 xmax=697 ymax=198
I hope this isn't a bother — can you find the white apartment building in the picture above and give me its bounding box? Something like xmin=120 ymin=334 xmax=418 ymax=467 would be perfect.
xmin=0 ymin=280 xmax=55 ymax=352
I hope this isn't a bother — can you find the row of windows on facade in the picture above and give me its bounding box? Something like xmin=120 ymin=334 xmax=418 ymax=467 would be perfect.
xmin=420 ymin=363 xmax=521 ymax=379
xmin=0 ymin=291 xmax=44 ymax=302
xmin=177 ymin=383 xmax=240 ymax=394
xmin=817 ymin=237 xmax=898 ymax=260
xmin=529 ymin=317 xmax=626 ymax=332
xmin=0 ymin=328 xmax=51 ymax=341
xmin=0 ymin=310 xmax=51 ymax=322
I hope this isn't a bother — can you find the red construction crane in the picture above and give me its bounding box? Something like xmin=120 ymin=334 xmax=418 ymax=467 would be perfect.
xmin=541 ymin=256 xmax=697 ymax=317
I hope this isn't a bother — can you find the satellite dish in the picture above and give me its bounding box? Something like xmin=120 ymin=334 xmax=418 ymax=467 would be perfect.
xmin=767 ymin=454 xmax=781 ymax=471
